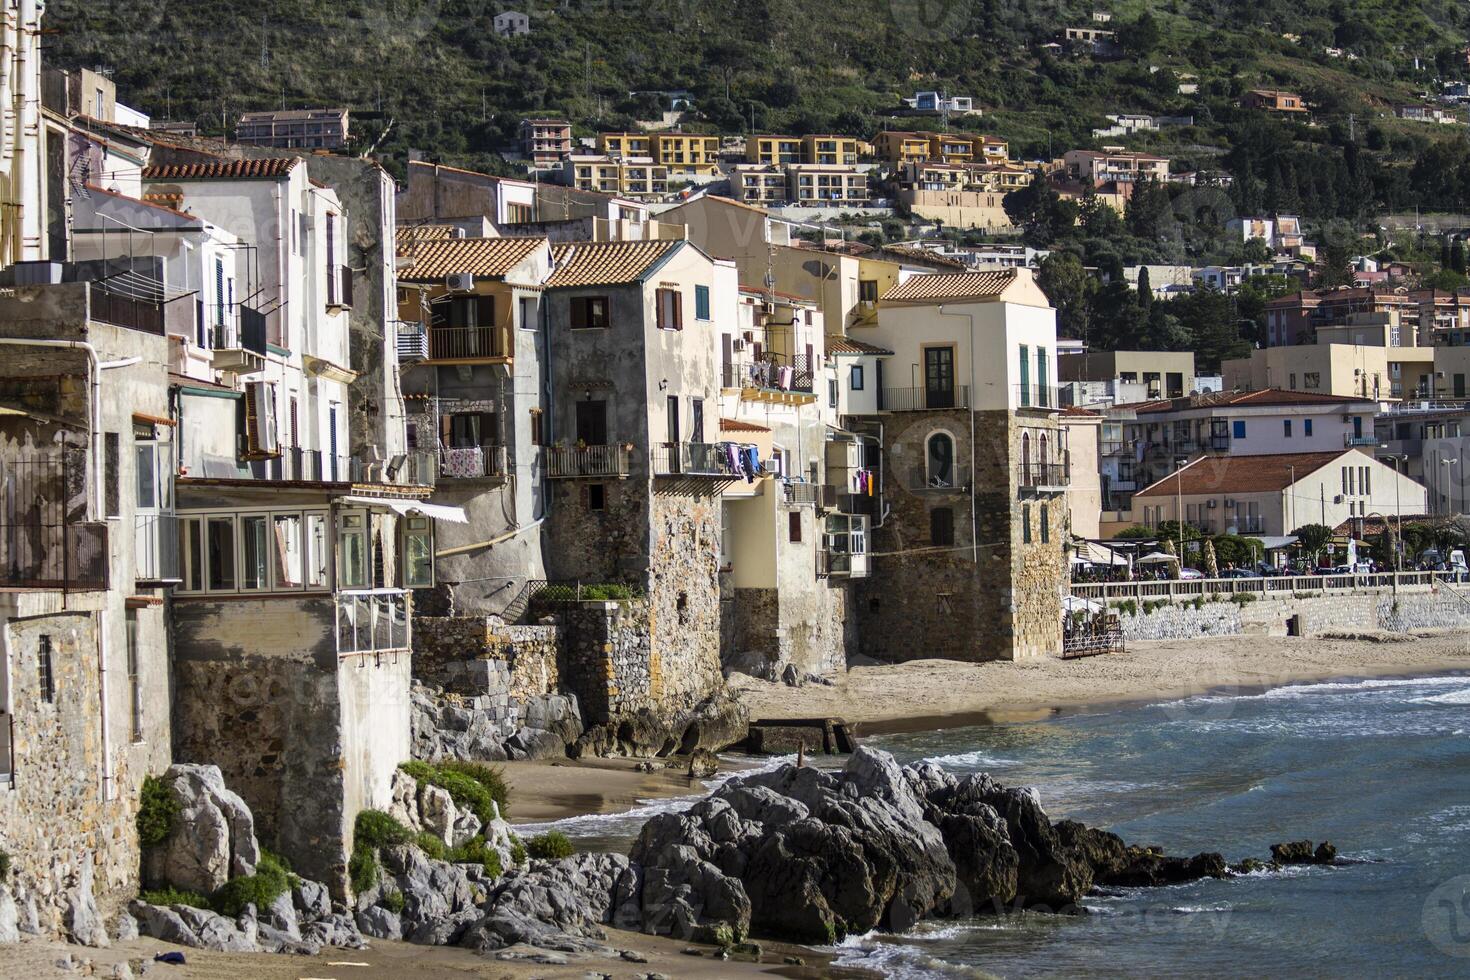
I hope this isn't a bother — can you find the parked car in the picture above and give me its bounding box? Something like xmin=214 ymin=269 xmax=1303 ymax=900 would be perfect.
xmin=1220 ymin=568 xmax=1261 ymax=579
xmin=1178 ymin=568 xmax=1205 ymax=580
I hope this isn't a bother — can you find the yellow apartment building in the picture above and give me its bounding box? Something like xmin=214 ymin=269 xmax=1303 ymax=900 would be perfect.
xmin=747 ymin=135 xmax=803 ymax=165
xmin=801 ymin=134 xmax=862 ymax=165
xmin=874 ymin=130 xmax=935 ymax=164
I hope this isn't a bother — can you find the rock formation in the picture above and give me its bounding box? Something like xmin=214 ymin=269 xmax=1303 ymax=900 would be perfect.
xmin=142 ymin=764 xmax=260 ymax=895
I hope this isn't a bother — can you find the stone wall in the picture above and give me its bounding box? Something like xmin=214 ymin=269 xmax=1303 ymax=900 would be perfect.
xmin=1107 ymin=586 xmax=1470 ymax=641
xmin=413 ymin=615 xmax=559 ymax=701
xmin=0 ymin=611 xmax=140 ymax=934
xmin=559 ymin=599 xmax=654 ymax=722
xmin=856 ymin=409 xmax=1066 ymax=663
xmin=646 ymin=490 xmax=725 ymax=708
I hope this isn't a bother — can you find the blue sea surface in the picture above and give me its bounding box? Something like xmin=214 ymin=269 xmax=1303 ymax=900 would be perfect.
xmin=838 ymin=673 xmax=1470 ymax=978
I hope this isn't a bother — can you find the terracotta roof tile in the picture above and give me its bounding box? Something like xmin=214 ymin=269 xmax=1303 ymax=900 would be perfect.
xmin=719 ymin=418 xmax=770 ymax=433
xmin=879 ymin=244 xmax=968 ymax=270
xmin=826 ymin=336 xmax=894 ymax=355
xmin=1133 ymin=450 xmax=1360 ymax=498
xmin=395 ymin=225 xmax=461 ymax=247
xmin=546 ymin=240 xmax=683 ymax=288
xmin=398 ymin=237 xmax=546 ymax=280
xmin=143 ymin=158 xmax=300 ymax=181
xmin=882 ymin=269 xmax=1017 ymax=303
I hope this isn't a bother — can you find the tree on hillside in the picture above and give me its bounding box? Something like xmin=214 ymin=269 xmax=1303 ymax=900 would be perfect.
xmin=1119 ymin=12 xmax=1163 ymax=55
xmin=1036 ymin=252 xmax=1093 ymax=339
xmin=1136 ymin=266 xmax=1153 ymax=312
xmin=1005 ymin=175 xmax=1078 ymax=248
xmin=1314 ymin=239 xmax=1356 ymax=290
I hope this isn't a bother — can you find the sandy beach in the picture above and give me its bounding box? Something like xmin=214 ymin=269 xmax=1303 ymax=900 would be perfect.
xmin=498 ymin=754 xmax=741 ymax=825
xmin=730 ymin=631 xmax=1470 ymax=731
xmin=0 ymin=930 xmax=862 ymax=980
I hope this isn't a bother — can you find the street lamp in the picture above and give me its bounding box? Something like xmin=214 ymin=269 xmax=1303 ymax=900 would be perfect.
xmin=1443 ymin=458 xmax=1460 ymax=517
xmin=1378 ymin=450 xmax=1409 ymax=571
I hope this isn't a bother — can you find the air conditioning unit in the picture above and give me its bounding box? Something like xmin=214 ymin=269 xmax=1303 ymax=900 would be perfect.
xmin=445 ymin=273 xmax=474 ymax=292
xmin=1334 ymin=494 xmax=1345 ymax=504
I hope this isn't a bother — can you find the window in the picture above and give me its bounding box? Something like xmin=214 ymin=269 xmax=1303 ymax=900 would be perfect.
xmin=1284 ymin=419 xmax=1292 ymax=438
xmin=402 ymin=516 xmax=434 ymax=588
xmin=1304 ymin=419 xmax=1313 ymax=437
xmin=850 ymin=365 xmax=865 ymax=391
xmin=656 ymin=287 xmax=683 ymax=330
xmin=828 ymin=379 xmax=839 ymax=409
xmin=338 ymin=513 xmax=368 ymax=589
xmin=206 ymin=517 xmax=236 ymax=590
xmin=519 ymin=296 xmax=537 ymax=331
xmin=1362 ymin=466 xmax=1371 ymax=496
xmin=1303 ymin=372 xmax=1321 ymax=389
xmin=588 ymin=484 xmax=606 ymax=511
xmin=926 ymin=432 xmax=955 ymax=488
xmin=930 ymin=507 xmax=954 ymax=546
xmin=37 ymin=635 xmax=53 ymax=703
xmin=1018 ymin=344 xmax=1031 ymax=405
xmin=859 ymin=279 xmax=879 ymax=302
xmin=530 ymin=409 xmax=544 ymax=447
xmin=126 ymin=610 xmax=142 ymax=742
xmin=1232 ymin=420 xmax=1246 ymax=439
xmin=789 ymin=511 xmax=803 ymax=543
xmin=1040 ymin=504 xmax=1050 ymax=543
xmin=1022 ymin=504 xmax=1032 ymax=543
xmin=695 ymin=285 xmax=711 ymax=321
xmin=570 ymin=296 xmax=610 ymax=329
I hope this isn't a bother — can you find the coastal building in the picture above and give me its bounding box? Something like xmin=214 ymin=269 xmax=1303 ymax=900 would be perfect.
xmin=1102 ymin=389 xmax=1380 ymax=512
xmin=493 ymin=11 xmax=531 ymax=35
xmin=1243 ymin=89 xmax=1310 ymax=113
xmin=1061 ymin=149 xmax=1170 ymax=187
xmin=558 ymin=153 xmax=670 ymax=199
xmin=849 ymin=269 xmax=1068 ymax=662
xmin=519 ymin=118 xmax=573 ymax=169
xmin=1129 ymin=449 xmax=1426 ymax=535
xmin=235 ymin=108 xmax=351 ymax=151
xmin=1059 ymin=349 xmax=1196 ymax=400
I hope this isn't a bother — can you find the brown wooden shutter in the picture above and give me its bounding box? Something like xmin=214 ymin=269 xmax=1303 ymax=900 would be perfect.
xmin=570 ymin=297 xmax=587 ymax=329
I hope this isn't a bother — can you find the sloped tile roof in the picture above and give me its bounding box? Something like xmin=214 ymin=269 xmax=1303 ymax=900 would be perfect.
xmin=143 ymin=158 xmax=300 ymax=181
xmin=398 ymin=237 xmax=546 ymax=281
xmin=395 ymin=225 xmax=461 ymax=247
xmin=881 ymin=269 xmax=1017 ymax=303
xmin=826 ymin=336 xmax=894 ymax=355
xmin=1133 ymin=450 xmax=1356 ymax=498
xmin=546 ymin=240 xmax=683 ymax=288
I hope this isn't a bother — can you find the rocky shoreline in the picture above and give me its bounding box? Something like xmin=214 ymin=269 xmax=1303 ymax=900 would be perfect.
xmin=84 ymin=746 xmax=1342 ymax=972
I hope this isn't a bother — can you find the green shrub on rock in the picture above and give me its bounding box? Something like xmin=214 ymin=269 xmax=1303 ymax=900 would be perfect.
xmin=349 ymin=842 xmax=379 ymax=895
xmin=380 ymin=888 xmax=405 ymax=914
xmin=139 ymin=887 xmax=209 ymax=909
xmin=399 ymin=760 xmax=510 ymax=823
xmin=210 ymin=850 xmax=294 ymax=917
xmin=447 ymin=835 xmax=503 ymax=878
xmin=509 ymin=835 xmax=527 ymax=867
xmin=0 ymin=849 xmax=10 ymax=880
xmin=354 ymin=809 xmax=412 ymax=850
xmin=526 ymin=831 xmax=574 ymax=861
xmin=414 ymin=832 xmax=447 ymax=860
xmin=137 ymin=775 xmax=180 ymax=847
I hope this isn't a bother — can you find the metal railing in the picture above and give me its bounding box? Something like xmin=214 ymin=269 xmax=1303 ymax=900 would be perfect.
xmin=783 ymin=481 xmax=821 ymax=506
xmin=1020 ymin=462 xmax=1071 ymax=488
xmin=1070 ymin=570 xmax=1442 ymax=601
xmin=1015 ymin=383 xmax=1064 ymax=409
xmin=336 ymin=589 xmax=410 ymax=655
xmin=396 ymin=321 xmax=428 ymax=361
xmin=653 ymin=441 xmax=739 ymax=477
xmin=0 ymin=455 xmax=108 ymax=591
xmin=90 ymin=281 xmax=164 ymax=336
xmin=726 ymin=353 xmax=816 ymax=394
xmin=818 ymin=548 xmax=870 ymax=579
xmin=1345 ymin=434 xmax=1378 ymax=447
xmin=438 ymin=444 xmax=508 ymax=480
xmin=427 ymin=325 xmax=510 ymax=360
xmin=543 ymin=445 xmax=632 ymax=479
xmin=135 ymin=513 xmax=180 ymax=583
xmin=249 ymin=448 xmax=327 ymax=482
xmin=877 ymin=385 xmax=970 ymax=412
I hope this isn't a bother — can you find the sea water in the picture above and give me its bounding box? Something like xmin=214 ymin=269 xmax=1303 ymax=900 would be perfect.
xmin=524 ymin=674 xmax=1470 ymax=978
xmin=841 ymin=673 xmax=1470 ymax=978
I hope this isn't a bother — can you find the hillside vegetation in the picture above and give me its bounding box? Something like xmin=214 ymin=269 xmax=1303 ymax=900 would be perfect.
xmin=42 ymin=0 xmax=1470 ymax=220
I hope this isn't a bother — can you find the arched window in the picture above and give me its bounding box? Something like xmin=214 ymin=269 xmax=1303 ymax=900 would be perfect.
xmin=1021 ymin=431 xmax=1031 ymax=486
xmin=1039 ymin=433 xmax=1049 ymax=479
xmin=926 ymin=431 xmax=955 ymax=488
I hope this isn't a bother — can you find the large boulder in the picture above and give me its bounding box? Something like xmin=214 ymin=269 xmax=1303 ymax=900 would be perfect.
xmin=147 ymin=764 xmax=260 ymax=895
xmin=460 ymin=853 xmax=640 ymax=952
xmin=64 ymin=863 xmax=109 ymax=948
xmin=0 ymin=885 xmax=19 ymax=944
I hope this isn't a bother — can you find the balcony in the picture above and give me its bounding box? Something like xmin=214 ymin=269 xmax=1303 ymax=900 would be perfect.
xmin=877 ymin=386 xmax=970 ymax=412
xmin=335 ymin=589 xmax=410 ymax=655
xmin=1206 ymin=435 xmax=1231 ymax=452
xmin=438 ymin=444 xmax=508 ymax=481
xmin=135 ymin=513 xmax=181 ymax=583
xmin=205 ymin=304 xmax=268 ymax=374
xmin=726 ymin=353 xmax=816 ymax=396
xmin=0 ymin=519 xmax=108 ymax=591
xmin=248 ymin=448 xmax=330 ymax=482
xmin=783 ymin=481 xmax=834 ymax=507
xmin=1345 ymin=434 xmax=1378 ymax=447
xmin=543 ymin=445 xmax=632 ymax=479
xmin=327 ymin=265 xmax=353 ymax=312
xmin=396 ymin=321 xmax=428 ymax=362
xmin=427 ymin=325 xmax=511 ymax=362
xmin=1100 ymin=440 xmax=1129 ymax=456
xmin=1014 ymin=383 xmax=1064 ymax=410
xmin=1020 ymin=462 xmax=1071 ymax=491
xmin=653 ymin=442 xmax=742 ymax=478
xmin=90 ymin=281 xmax=164 ymax=336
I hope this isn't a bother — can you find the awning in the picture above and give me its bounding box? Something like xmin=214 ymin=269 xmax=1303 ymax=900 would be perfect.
xmin=335 ymin=495 xmax=469 ymax=523
xmin=1255 ymin=535 xmax=1298 ymax=550
xmin=1137 ymin=551 xmax=1180 ymax=565
xmin=1079 ymin=541 xmax=1130 ymax=566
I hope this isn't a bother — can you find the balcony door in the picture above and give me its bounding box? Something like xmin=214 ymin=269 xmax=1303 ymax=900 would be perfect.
xmin=924 ymin=346 xmax=955 ymax=409
xmin=575 ymin=400 xmax=608 ymax=446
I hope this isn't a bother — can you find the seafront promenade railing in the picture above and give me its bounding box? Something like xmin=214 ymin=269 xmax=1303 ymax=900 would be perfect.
xmin=1070 ymin=571 xmax=1444 ymax=601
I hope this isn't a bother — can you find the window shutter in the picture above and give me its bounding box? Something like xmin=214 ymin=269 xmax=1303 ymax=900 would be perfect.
xmin=570 ymin=298 xmax=587 ymax=329
xmin=476 ymin=295 xmax=496 ymax=328
xmin=675 ymin=291 xmax=684 ymax=330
